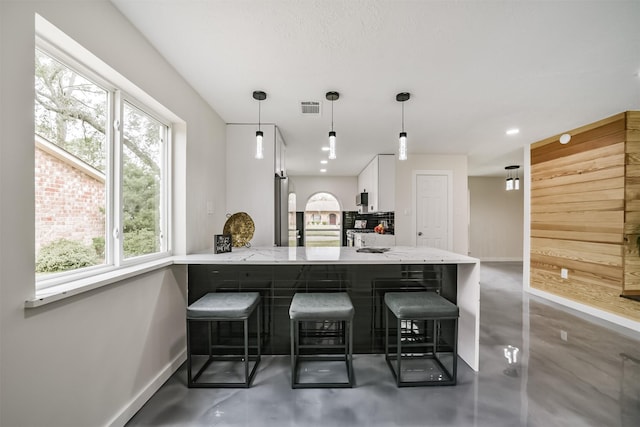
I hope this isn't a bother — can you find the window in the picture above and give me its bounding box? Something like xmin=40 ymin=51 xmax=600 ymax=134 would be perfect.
xmin=34 ymin=47 xmax=170 ymax=289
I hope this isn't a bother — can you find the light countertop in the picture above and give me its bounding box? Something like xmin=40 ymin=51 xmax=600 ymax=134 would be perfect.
xmin=173 ymin=246 xmax=479 ymax=265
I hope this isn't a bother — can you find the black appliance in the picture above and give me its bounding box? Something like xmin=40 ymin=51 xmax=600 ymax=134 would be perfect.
xmin=274 ymin=173 xmax=288 ymax=246
xmin=356 ymin=192 xmax=368 ymax=206
xmin=295 ymin=212 xmax=304 ymax=246
xmin=341 ymin=211 xmax=358 ymax=246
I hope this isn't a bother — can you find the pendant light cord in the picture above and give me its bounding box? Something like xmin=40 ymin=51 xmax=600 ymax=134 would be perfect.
xmin=258 ymin=99 xmax=261 ymax=132
xmin=401 ymin=101 xmax=405 ymax=133
xmin=331 ymin=99 xmax=334 ymax=131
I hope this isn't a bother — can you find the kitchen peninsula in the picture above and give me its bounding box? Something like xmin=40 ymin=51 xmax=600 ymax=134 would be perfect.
xmin=174 ymin=246 xmax=480 ymax=371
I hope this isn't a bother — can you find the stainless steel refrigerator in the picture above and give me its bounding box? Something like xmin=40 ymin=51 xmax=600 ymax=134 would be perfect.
xmin=274 ymin=173 xmax=289 ymax=246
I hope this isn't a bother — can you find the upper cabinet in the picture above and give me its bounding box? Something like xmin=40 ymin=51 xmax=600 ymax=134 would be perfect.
xmin=358 ymin=154 xmax=395 ymax=213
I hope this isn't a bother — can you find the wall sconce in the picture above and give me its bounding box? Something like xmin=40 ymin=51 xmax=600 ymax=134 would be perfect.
xmin=326 ymin=91 xmax=339 ymax=160
xmin=253 ymin=90 xmax=267 ymax=159
xmin=505 ymin=165 xmax=520 ymax=191
xmin=396 ymin=92 xmax=410 ymax=161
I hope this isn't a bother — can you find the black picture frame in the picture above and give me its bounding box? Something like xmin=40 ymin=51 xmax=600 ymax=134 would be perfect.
xmin=214 ymin=234 xmax=232 ymax=254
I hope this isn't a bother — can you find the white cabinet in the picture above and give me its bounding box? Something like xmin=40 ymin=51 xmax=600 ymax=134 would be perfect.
xmin=357 ymin=154 xmax=395 ymax=213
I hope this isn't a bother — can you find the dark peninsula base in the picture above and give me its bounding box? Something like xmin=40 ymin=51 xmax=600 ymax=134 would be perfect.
xmin=188 ymin=263 xmax=458 ymax=355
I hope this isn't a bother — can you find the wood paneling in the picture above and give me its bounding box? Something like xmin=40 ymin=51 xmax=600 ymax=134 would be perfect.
xmin=624 ymin=111 xmax=640 ymax=295
xmin=530 ymin=269 xmax=640 ymax=322
xmin=530 ymin=111 xmax=640 ymax=319
xmin=531 ymin=123 xmax=625 ymax=164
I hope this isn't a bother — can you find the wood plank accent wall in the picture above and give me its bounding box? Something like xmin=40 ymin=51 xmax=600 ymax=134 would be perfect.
xmin=623 ymin=111 xmax=640 ymax=295
xmin=530 ymin=112 xmax=640 ymax=322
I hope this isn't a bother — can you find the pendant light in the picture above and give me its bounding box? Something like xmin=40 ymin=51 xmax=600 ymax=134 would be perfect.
xmin=253 ymin=90 xmax=267 ymax=159
xmin=326 ymin=91 xmax=339 ymax=160
xmin=505 ymin=165 xmax=520 ymax=191
xmin=396 ymin=92 xmax=410 ymax=160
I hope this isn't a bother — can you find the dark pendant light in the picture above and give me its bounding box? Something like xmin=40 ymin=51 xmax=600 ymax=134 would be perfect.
xmin=326 ymin=91 xmax=339 ymax=160
xmin=396 ymin=92 xmax=410 ymax=160
xmin=505 ymin=165 xmax=520 ymax=191
xmin=253 ymin=90 xmax=267 ymax=159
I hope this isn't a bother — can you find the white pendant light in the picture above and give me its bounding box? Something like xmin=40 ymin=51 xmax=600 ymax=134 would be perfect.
xmin=326 ymin=91 xmax=339 ymax=160
xmin=505 ymin=165 xmax=520 ymax=191
xmin=253 ymin=90 xmax=267 ymax=159
xmin=396 ymin=92 xmax=410 ymax=160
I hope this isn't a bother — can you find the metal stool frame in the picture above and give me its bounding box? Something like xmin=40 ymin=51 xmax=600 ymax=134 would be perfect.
xmin=385 ymin=302 xmax=458 ymax=387
xmin=290 ymin=318 xmax=354 ymax=388
xmin=187 ymin=303 xmax=261 ymax=388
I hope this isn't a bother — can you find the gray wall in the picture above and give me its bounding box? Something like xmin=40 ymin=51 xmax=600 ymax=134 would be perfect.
xmin=0 ymin=2 xmax=226 ymax=426
xmin=469 ymin=176 xmax=524 ymax=261
xmin=289 ymin=176 xmax=359 ymax=212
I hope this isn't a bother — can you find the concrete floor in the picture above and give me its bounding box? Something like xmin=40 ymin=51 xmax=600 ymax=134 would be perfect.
xmin=126 ymin=262 xmax=640 ymax=426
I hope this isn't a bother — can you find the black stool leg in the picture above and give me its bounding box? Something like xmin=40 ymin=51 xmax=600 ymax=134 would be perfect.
xmin=290 ymin=319 xmax=296 ymax=388
xmin=244 ymin=317 xmax=249 ymax=386
xmin=348 ymin=319 xmax=354 ymax=385
xmin=187 ymin=319 xmax=192 ymax=385
xmin=396 ymin=316 xmax=402 ymax=386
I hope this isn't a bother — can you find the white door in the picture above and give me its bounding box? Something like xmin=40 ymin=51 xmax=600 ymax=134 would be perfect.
xmin=415 ymin=172 xmax=452 ymax=249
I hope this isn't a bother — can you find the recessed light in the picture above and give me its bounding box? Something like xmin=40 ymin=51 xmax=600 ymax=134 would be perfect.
xmin=506 ymin=128 xmax=520 ymax=135
xmin=559 ymin=133 xmax=571 ymax=144
xmin=320 ymin=160 xmax=328 ymax=164
xmin=320 ymin=168 xmax=327 ymax=173
xmin=321 ymin=146 xmax=330 ymax=151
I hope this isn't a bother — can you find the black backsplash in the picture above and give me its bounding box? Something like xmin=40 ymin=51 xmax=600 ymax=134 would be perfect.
xmin=345 ymin=211 xmax=395 ymax=233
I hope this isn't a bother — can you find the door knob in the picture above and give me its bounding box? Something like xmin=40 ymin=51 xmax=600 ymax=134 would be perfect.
xmin=417 ymin=232 xmax=423 ymax=236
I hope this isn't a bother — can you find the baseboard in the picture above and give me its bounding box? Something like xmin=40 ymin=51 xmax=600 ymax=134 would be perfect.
xmin=478 ymin=257 xmax=523 ymax=262
xmin=526 ymin=287 xmax=640 ymax=337
xmin=107 ymin=348 xmax=186 ymax=427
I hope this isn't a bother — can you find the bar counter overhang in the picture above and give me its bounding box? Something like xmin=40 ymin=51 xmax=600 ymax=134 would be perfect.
xmin=174 ymin=246 xmax=480 ymax=371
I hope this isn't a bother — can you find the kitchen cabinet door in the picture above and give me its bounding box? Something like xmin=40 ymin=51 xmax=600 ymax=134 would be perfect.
xmin=377 ymin=154 xmax=395 ymax=212
xmin=358 ymin=154 xmax=395 ymax=213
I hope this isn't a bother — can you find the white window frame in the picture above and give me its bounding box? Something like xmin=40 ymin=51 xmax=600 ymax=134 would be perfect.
xmin=35 ymin=38 xmax=173 ymax=292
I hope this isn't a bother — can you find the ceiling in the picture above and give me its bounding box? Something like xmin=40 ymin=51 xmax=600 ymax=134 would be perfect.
xmin=110 ymin=0 xmax=640 ymax=177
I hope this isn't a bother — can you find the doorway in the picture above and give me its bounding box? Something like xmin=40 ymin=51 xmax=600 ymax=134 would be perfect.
xmin=414 ymin=171 xmax=453 ymax=250
xmin=304 ymin=192 xmax=341 ymax=247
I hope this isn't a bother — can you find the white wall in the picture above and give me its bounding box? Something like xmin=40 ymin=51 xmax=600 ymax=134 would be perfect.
xmin=469 ymin=177 xmax=524 ymax=261
xmin=289 ymin=176 xmax=359 ymax=212
xmin=394 ymin=154 xmax=469 ymax=254
xmin=0 ymin=2 xmax=226 ymax=426
xmin=226 ymin=124 xmax=276 ymax=247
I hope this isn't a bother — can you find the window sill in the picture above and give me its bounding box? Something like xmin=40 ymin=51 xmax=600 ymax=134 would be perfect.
xmin=25 ymin=258 xmax=176 ymax=308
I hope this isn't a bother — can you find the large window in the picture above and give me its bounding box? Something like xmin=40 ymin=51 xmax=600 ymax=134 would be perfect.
xmin=34 ymin=48 xmax=170 ymax=288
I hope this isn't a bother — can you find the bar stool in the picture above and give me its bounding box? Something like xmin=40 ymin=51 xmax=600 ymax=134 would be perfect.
xmin=384 ymin=291 xmax=459 ymax=386
xmin=186 ymin=292 xmax=261 ymax=388
xmin=289 ymin=292 xmax=355 ymax=388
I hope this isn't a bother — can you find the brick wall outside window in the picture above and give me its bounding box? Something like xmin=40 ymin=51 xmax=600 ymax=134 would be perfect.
xmin=35 ymin=146 xmax=105 ymax=253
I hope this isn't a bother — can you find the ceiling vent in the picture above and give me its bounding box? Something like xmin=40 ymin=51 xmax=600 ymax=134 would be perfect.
xmin=300 ymin=101 xmax=321 ymax=115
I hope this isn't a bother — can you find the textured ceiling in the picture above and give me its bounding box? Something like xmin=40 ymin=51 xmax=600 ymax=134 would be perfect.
xmin=110 ymin=0 xmax=640 ymax=177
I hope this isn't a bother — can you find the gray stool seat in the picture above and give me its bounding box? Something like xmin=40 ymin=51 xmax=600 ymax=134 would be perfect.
xmin=187 ymin=292 xmax=261 ymax=388
xmin=289 ymin=292 xmax=355 ymax=388
xmin=187 ymin=292 xmax=260 ymax=319
xmin=289 ymin=292 xmax=355 ymax=321
xmin=385 ymin=291 xmax=459 ymax=387
xmin=385 ymin=291 xmax=459 ymax=319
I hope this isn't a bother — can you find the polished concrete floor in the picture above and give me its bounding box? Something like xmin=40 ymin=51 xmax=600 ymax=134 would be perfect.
xmin=126 ymin=262 xmax=640 ymax=426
